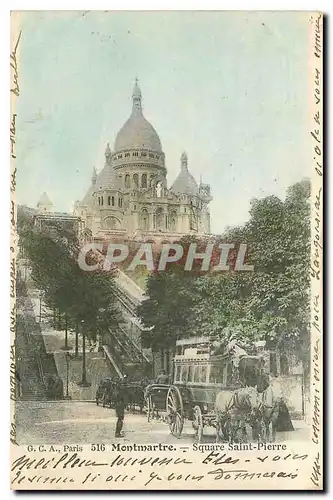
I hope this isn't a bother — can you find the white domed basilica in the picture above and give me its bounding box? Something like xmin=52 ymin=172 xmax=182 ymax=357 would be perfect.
xmin=74 ymin=80 xmax=212 ymax=241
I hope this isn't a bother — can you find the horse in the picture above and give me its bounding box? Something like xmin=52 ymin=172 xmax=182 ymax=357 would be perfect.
xmin=215 ymin=386 xmax=262 ymax=443
xmin=256 ymin=374 xmax=293 ymax=442
xmin=258 ymin=379 xmax=279 ymax=442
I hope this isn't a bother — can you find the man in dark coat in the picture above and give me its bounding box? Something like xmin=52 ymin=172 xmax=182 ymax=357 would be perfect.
xmin=113 ymin=377 xmax=128 ymax=438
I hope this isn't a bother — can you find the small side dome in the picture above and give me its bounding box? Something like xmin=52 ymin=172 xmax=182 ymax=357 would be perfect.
xmin=171 ymin=152 xmax=198 ymax=195
xmin=37 ymin=192 xmax=53 ymax=213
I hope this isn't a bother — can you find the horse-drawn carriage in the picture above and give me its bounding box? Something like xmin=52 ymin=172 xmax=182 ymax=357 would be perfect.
xmin=96 ymin=377 xmax=114 ymax=407
xmin=96 ymin=376 xmax=147 ymax=413
xmin=144 ymin=337 xmax=293 ymax=443
xmin=125 ymin=380 xmax=146 ymax=413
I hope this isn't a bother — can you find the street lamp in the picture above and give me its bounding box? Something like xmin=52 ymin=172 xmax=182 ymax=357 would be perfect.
xmin=64 ymin=352 xmax=72 ymax=400
xmin=78 ymin=320 xmax=91 ymax=387
xmin=39 ymin=291 xmax=43 ymax=323
xmin=60 ymin=314 xmax=71 ymax=351
xmin=98 ymin=308 xmax=106 ymax=349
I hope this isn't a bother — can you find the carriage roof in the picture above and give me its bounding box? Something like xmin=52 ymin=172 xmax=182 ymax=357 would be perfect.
xmin=176 ymin=336 xmax=214 ymax=347
xmin=174 ymin=336 xmax=262 ymax=366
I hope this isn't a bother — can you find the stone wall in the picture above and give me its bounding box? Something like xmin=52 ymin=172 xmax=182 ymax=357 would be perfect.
xmin=273 ymin=374 xmax=305 ymax=419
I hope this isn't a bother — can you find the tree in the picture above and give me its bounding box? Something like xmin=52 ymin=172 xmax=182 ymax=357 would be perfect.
xmin=137 ymin=180 xmax=311 ymax=363
xmin=19 ymin=224 xmax=120 ymax=352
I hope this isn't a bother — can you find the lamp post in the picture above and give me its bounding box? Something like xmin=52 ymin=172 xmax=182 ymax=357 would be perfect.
xmin=78 ymin=320 xmax=91 ymax=387
xmin=98 ymin=308 xmax=106 ymax=350
xmin=74 ymin=322 xmax=80 ymax=359
xmin=64 ymin=352 xmax=72 ymax=400
xmin=60 ymin=314 xmax=71 ymax=351
xmin=39 ymin=292 xmax=43 ymax=323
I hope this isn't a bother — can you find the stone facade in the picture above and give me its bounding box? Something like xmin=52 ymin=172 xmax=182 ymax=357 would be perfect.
xmin=74 ymin=80 xmax=212 ymax=241
xmin=34 ymin=193 xmax=84 ymax=238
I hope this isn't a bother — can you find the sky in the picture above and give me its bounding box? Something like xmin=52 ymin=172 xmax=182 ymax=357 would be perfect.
xmin=14 ymin=10 xmax=312 ymax=234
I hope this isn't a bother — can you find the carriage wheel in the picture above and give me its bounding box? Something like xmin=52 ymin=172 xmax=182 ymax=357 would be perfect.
xmin=166 ymin=386 xmax=184 ymax=438
xmin=146 ymin=396 xmax=153 ymax=422
xmin=192 ymin=405 xmax=203 ymax=442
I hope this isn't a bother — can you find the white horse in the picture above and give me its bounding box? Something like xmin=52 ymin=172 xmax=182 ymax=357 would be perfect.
xmin=215 ymin=387 xmax=261 ymax=443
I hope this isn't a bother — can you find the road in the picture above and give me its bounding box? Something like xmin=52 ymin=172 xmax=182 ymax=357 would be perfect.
xmin=15 ymin=401 xmax=310 ymax=445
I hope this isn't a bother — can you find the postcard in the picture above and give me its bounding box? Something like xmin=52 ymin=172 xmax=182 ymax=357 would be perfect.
xmin=10 ymin=10 xmax=323 ymax=490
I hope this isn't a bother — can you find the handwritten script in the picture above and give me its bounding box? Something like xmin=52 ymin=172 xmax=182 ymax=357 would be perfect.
xmin=10 ymin=31 xmax=21 ymax=97
xmin=10 ymin=450 xmax=308 ymax=488
xmin=309 ymin=12 xmax=323 ymax=491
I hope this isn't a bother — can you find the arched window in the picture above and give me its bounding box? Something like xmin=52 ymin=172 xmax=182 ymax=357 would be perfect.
xmin=141 ymin=173 xmax=147 ymax=188
xmin=101 ymin=197 xmax=104 ymax=206
xmin=118 ymin=198 xmax=122 ymax=208
xmin=141 ymin=208 xmax=149 ymax=230
xmin=156 ymin=207 xmax=164 ymax=230
xmin=111 ymin=196 xmax=115 ymax=206
xmin=156 ymin=181 xmax=163 ymax=198
xmin=98 ymin=197 xmax=100 ymax=206
xmin=103 ymin=216 xmax=120 ymax=230
xmin=125 ymin=174 xmax=130 ymax=189
xmin=108 ymin=196 xmax=111 ymax=206
xmin=133 ymin=173 xmax=139 ymax=188
xmin=169 ymin=210 xmax=177 ymax=231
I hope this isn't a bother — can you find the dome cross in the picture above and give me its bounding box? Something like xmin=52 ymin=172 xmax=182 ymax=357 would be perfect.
xmin=132 ymin=78 xmax=142 ymax=113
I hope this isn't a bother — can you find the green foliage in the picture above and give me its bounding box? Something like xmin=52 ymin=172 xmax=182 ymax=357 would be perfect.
xmin=19 ymin=224 xmax=119 ymax=339
xmin=137 ymin=180 xmax=311 ymax=359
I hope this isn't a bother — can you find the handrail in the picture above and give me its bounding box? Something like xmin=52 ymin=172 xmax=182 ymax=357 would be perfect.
xmin=102 ymin=345 xmax=124 ymax=378
xmin=24 ymin=322 xmax=46 ymax=386
xmin=110 ymin=328 xmax=141 ymax=363
xmin=115 ymin=268 xmax=145 ymax=301
xmin=113 ymin=282 xmax=139 ymax=312
xmin=117 ymin=325 xmax=151 ymax=364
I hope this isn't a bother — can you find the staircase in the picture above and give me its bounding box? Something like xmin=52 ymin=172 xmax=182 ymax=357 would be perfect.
xmin=16 ymin=300 xmax=48 ymax=401
xmin=109 ymin=269 xmax=153 ymax=376
xmin=17 ymin=258 xmax=153 ymax=400
xmin=53 ymin=351 xmax=114 ymax=401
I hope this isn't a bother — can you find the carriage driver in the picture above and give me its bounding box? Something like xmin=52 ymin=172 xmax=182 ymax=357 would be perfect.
xmin=156 ymin=369 xmax=169 ymax=384
xmin=227 ymin=340 xmax=247 ymax=383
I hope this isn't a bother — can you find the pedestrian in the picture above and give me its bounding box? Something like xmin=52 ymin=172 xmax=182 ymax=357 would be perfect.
xmin=113 ymin=376 xmax=127 ymax=438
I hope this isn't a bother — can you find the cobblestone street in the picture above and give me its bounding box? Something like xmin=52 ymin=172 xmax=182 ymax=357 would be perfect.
xmin=15 ymin=401 xmax=310 ymax=446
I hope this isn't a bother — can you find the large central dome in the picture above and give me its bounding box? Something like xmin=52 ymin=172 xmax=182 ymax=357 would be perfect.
xmin=114 ymin=80 xmax=162 ymax=152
